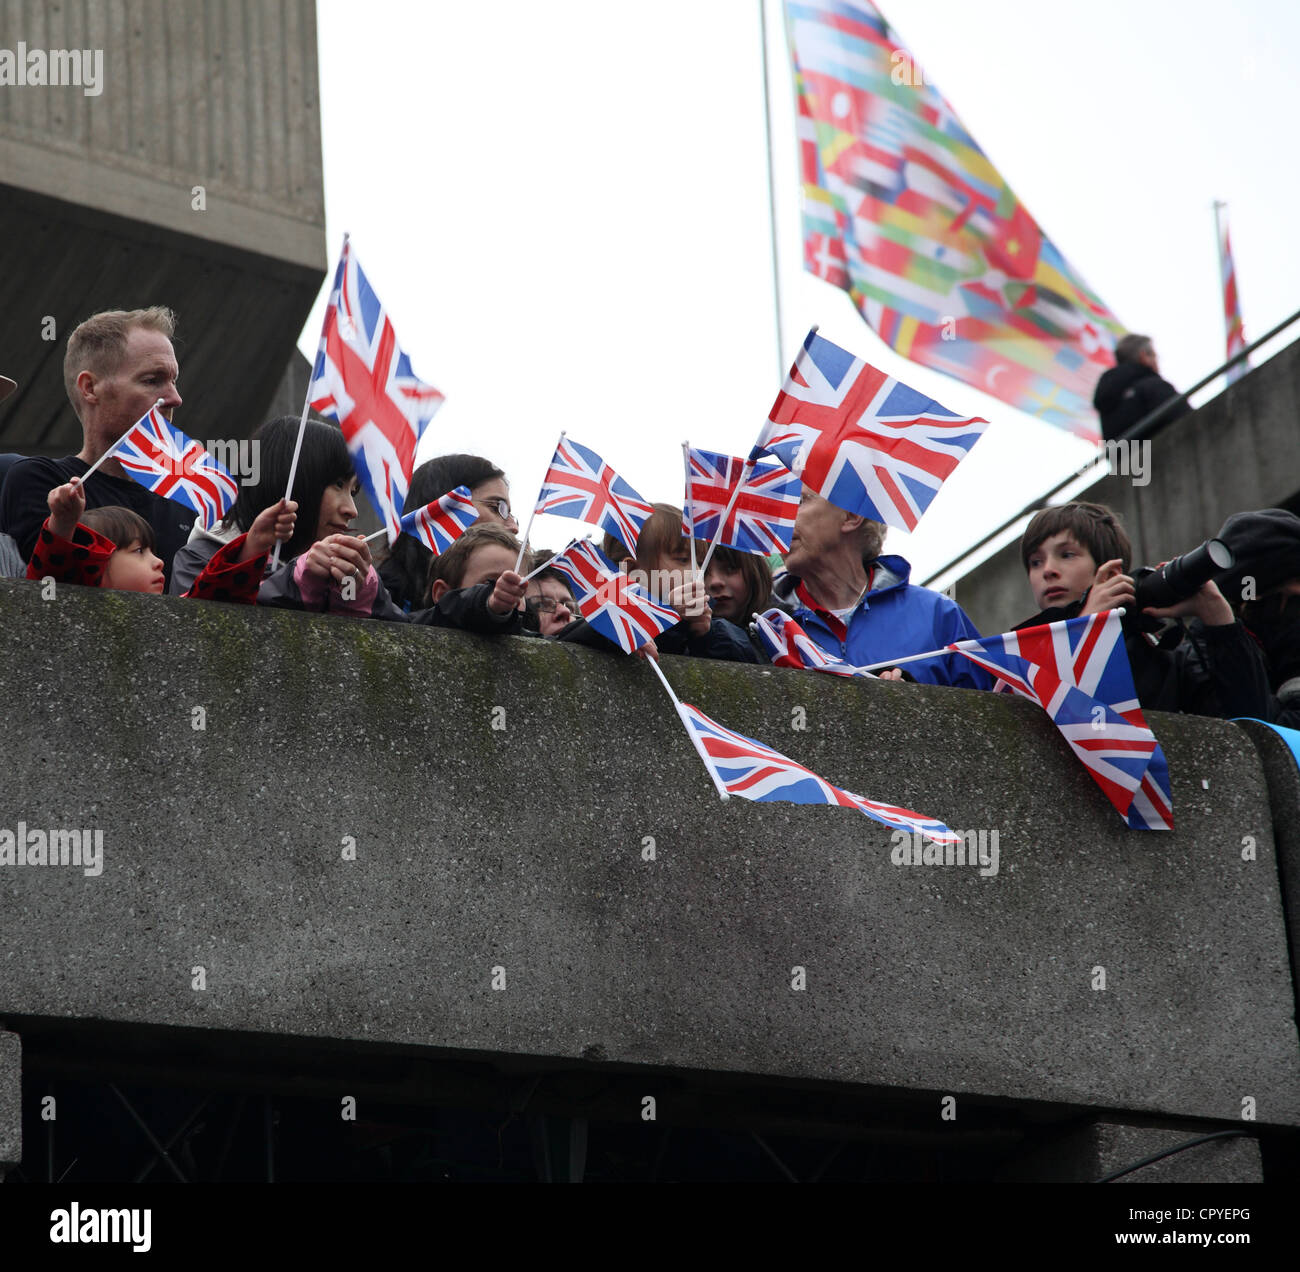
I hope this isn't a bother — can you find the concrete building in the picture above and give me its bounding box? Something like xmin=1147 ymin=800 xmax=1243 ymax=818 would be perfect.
xmin=0 ymin=0 xmax=326 ymax=455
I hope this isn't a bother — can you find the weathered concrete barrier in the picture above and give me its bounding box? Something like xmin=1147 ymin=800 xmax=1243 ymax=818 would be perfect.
xmin=1 ymin=580 xmax=1297 ymax=1168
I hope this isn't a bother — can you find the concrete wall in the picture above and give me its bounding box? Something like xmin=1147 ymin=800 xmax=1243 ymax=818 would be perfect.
xmin=954 ymin=339 xmax=1300 ymax=636
xmin=0 ymin=0 xmax=326 ymax=455
xmin=1 ymin=580 xmax=1297 ymax=1139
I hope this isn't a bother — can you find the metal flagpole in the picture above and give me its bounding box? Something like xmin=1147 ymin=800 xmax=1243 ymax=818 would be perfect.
xmin=272 ymin=232 xmax=349 ymax=571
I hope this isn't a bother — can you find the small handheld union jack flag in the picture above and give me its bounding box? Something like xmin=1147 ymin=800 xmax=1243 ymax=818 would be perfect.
xmin=549 ymin=539 xmax=679 ymax=654
xmin=398 ymin=485 xmax=477 ymax=556
xmin=113 ymin=405 xmax=238 ymax=530
xmin=755 ymin=329 xmax=987 ymax=533
xmin=309 ymin=237 xmax=445 ymax=544
xmin=533 ymin=436 xmax=655 ymax=555
xmin=752 ymin=609 xmax=877 ymax=678
xmin=677 ymin=701 xmax=959 ymax=843
xmin=685 ymin=447 xmax=800 ymax=556
xmin=949 ymin=610 xmax=1173 ymax=830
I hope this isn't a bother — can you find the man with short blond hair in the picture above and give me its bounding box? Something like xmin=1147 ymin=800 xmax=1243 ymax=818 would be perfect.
xmin=0 ymin=307 xmax=195 ymax=581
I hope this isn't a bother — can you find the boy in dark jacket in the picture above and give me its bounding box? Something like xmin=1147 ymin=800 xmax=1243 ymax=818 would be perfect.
xmin=1018 ymin=501 xmax=1271 ymax=718
xmin=411 ymin=523 xmax=526 ymax=634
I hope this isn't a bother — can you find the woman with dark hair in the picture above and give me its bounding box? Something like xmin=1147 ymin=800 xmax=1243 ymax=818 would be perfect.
xmin=378 ymin=453 xmax=518 ymax=612
xmin=703 ymin=545 xmax=773 ymax=626
xmin=169 ymin=417 xmax=357 ymax=594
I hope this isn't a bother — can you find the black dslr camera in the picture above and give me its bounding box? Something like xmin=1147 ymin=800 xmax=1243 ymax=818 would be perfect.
xmin=1132 ymin=539 xmax=1234 ymax=611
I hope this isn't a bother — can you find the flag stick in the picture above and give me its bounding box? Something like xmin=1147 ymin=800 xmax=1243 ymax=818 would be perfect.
xmin=78 ymin=398 xmax=164 ymax=483
xmin=846 ymin=608 xmax=1128 ymax=675
xmin=519 ymin=537 xmax=580 ymax=584
xmin=699 ymin=458 xmax=754 ymax=575
xmin=682 ymin=441 xmax=698 ymax=575
xmin=644 ymin=656 xmax=730 ymax=802
xmin=361 ymin=526 xmax=389 ymax=546
xmin=273 ymin=232 xmax=349 ymax=570
xmin=514 ymin=429 xmax=565 ymax=574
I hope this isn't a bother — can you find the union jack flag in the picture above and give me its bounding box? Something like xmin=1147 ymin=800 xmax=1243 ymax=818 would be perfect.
xmin=685 ymin=447 xmax=800 ymax=556
xmin=752 ymin=608 xmax=876 ymax=677
xmin=948 ymin=611 xmax=1173 ymax=830
xmin=398 ymin=485 xmax=476 ymax=555
xmin=308 ymin=237 xmax=445 ymax=543
xmin=1218 ymin=213 xmax=1248 ymax=385
xmin=113 ymin=405 xmax=238 ymax=529
xmin=549 ymin=539 xmax=678 ymax=653
xmin=533 ymin=437 xmax=654 ymax=555
xmin=755 ymin=329 xmax=987 ymax=533
xmin=678 ymin=702 xmax=958 ymax=843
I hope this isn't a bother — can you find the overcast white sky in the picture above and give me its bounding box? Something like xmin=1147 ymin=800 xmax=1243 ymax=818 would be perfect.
xmin=302 ymin=0 xmax=1300 ymax=584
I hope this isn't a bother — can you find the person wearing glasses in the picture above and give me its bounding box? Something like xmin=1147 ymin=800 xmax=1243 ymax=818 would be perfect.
xmin=521 ymin=550 xmax=580 ymax=636
xmin=378 ymin=453 xmax=519 ymax=611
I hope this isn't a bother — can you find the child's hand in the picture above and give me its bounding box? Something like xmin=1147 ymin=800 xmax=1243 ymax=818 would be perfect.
xmin=489 ymin=570 xmax=527 ymax=616
xmin=669 ymin=577 xmax=711 ymax=636
xmin=635 ymin=640 xmax=659 ymax=662
xmin=1080 ymin=559 xmax=1136 ymax=616
xmin=47 ymin=479 xmax=85 ymax=541
xmin=879 ymin=667 xmax=906 ymax=681
xmin=243 ymin=499 xmax=296 ymax=561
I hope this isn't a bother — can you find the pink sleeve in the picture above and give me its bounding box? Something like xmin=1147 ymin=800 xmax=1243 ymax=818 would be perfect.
xmin=293 ymin=552 xmax=329 ymax=608
xmin=330 ymin=565 xmax=379 ymax=615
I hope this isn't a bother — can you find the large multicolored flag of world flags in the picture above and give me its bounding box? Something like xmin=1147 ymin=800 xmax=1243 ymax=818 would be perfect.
xmin=947 ymin=610 xmax=1173 ymax=830
xmin=113 ymin=404 xmax=239 ymax=530
xmin=308 ymin=237 xmax=445 ymax=543
xmin=755 ymin=328 xmax=986 ymax=532
xmin=786 ymin=0 xmax=1125 ymax=437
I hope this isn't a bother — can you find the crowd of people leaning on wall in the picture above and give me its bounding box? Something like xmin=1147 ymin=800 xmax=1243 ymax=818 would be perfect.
xmin=2 ymin=308 xmax=1299 ymax=730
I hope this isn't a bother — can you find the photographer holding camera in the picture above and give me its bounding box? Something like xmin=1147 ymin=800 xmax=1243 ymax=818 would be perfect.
xmin=1214 ymin=507 xmax=1300 ymax=729
xmin=1016 ymin=502 xmax=1273 ymax=719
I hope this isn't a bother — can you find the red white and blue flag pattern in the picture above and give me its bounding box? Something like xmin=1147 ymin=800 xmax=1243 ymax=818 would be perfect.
xmin=1219 ymin=218 xmax=1248 ymax=385
xmin=534 ymin=437 xmax=655 ymax=555
xmin=549 ymin=539 xmax=679 ymax=654
xmin=752 ymin=609 xmax=877 ymax=677
xmin=678 ymin=702 xmax=958 ymax=843
xmin=113 ymin=405 xmax=238 ymax=530
xmin=948 ymin=611 xmax=1173 ymax=830
xmin=308 ymin=238 xmax=445 ymax=544
xmin=685 ymin=447 xmax=801 ymax=556
xmin=398 ymin=485 xmax=477 ymax=555
xmin=756 ymin=329 xmax=987 ymax=532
